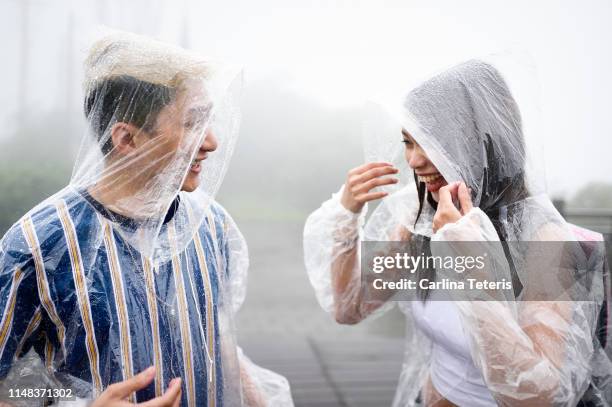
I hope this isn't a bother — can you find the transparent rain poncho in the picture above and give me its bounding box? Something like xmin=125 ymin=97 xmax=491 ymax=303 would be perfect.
xmin=304 ymin=60 xmax=611 ymax=406
xmin=0 ymin=32 xmax=292 ymax=406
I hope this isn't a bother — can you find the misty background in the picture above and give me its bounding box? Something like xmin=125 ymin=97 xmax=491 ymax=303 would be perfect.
xmin=0 ymin=1 xmax=611 ymax=404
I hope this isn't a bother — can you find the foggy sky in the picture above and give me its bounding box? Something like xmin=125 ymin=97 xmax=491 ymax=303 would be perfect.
xmin=1 ymin=0 xmax=610 ymax=201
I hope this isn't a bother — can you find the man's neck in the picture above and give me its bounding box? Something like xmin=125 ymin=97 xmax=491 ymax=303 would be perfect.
xmin=87 ymin=175 xmax=142 ymax=219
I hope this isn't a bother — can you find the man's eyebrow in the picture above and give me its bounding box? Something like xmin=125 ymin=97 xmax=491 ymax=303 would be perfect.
xmin=187 ymin=104 xmax=213 ymax=117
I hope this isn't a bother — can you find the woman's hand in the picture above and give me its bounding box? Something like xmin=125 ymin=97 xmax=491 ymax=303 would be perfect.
xmin=432 ymin=181 xmax=473 ymax=233
xmin=91 ymin=366 xmax=182 ymax=407
xmin=340 ymin=162 xmax=399 ymax=213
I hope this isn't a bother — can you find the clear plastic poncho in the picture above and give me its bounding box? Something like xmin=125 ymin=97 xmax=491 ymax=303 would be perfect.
xmin=304 ymin=59 xmax=611 ymax=406
xmin=0 ymin=31 xmax=292 ymax=406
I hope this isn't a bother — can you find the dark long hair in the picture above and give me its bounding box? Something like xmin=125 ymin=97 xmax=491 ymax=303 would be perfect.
xmin=412 ymin=134 xmax=529 ymax=301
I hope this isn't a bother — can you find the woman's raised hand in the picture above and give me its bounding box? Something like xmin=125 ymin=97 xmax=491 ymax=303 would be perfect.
xmin=340 ymin=162 xmax=399 ymax=213
xmin=432 ymin=181 xmax=473 ymax=233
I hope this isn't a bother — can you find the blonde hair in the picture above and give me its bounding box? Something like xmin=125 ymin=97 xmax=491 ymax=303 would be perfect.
xmin=84 ymin=31 xmax=209 ymax=90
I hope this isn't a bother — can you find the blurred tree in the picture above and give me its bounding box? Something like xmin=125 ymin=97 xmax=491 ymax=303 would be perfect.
xmin=0 ymin=110 xmax=77 ymax=234
xmin=569 ymin=182 xmax=612 ymax=209
xmin=218 ymin=80 xmax=363 ymax=221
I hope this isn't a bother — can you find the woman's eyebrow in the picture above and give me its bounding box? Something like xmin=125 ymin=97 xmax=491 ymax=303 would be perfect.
xmin=401 ymin=129 xmax=411 ymax=138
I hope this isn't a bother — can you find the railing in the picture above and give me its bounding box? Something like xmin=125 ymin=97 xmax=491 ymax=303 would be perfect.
xmin=553 ymin=200 xmax=612 ymax=236
xmin=565 ymin=210 xmax=612 ymax=236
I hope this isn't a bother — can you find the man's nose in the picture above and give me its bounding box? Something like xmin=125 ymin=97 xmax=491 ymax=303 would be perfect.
xmin=201 ymin=129 xmax=218 ymax=152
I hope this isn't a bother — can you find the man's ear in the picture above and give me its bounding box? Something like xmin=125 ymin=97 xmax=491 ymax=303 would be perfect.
xmin=110 ymin=122 xmax=139 ymax=156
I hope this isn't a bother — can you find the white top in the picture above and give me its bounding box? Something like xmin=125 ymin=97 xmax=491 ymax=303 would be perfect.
xmin=412 ymin=292 xmax=497 ymax=407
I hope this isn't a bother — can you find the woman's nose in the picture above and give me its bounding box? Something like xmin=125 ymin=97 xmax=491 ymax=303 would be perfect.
xmin=407 ymin=146 xmax=427 ymax=169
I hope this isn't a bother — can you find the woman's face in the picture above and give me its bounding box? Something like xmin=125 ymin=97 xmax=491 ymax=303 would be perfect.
xmin=402 ymin=129 xmax=447 ymax=202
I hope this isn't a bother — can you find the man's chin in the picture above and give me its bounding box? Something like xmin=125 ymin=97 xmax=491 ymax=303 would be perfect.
xmin=180 ymin=182 xmax=199 ymax=192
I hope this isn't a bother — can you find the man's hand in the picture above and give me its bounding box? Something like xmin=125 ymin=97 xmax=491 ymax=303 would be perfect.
xmin=91 ymin=366 xmax=182 ymax=407
xmin=340 ymin=162 xmax=398 ymax=213
xmin=240 ymin=364 xmax=266 ymax=407
xmin=432 ymin=181 xmax=472 ymax=233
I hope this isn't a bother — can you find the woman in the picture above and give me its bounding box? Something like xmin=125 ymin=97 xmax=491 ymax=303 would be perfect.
xmin=303 ymin=60 xmax=610 ymax=406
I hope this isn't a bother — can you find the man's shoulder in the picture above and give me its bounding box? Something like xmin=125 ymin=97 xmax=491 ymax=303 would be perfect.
xmin=186 ymin=200 xmax=230 ymax=242
xmin=207 ymin=200 xmax=229 ymax=224
xmin=1 ymin=187 xmax=93 ymax=250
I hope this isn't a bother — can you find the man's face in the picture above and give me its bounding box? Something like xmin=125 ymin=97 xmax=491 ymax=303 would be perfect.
xmin=132 ymin=84 xmax=217 ymax=193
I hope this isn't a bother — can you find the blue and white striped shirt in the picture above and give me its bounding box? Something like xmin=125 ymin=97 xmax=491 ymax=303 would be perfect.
xmin=0 ymin=187 xmax=237 ymax=406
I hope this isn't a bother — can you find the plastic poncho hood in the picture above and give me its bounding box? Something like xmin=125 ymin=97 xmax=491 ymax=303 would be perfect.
xmin=402 ymin=60 xmax=528 ymax=216
xmin=72 ymin=31 xmax=241 ymax=265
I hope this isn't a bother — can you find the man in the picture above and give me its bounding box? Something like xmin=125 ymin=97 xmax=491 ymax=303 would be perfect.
xmin=0 ymin=32 xmax=291 ymax=406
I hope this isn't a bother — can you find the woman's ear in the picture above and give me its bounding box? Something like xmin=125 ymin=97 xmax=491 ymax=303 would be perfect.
xmin=110 ymin=122 xmax=139 ymax=156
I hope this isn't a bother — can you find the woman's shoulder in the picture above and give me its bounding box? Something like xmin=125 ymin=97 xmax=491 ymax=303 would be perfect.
xmin=520 ymin=195 xmax=603 ymax=242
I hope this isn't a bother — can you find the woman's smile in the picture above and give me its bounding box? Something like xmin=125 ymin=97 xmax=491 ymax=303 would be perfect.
xmin=416 ymin=172 xmax=447 ymax=192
